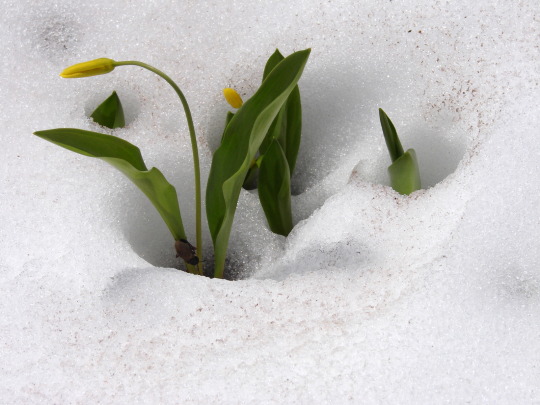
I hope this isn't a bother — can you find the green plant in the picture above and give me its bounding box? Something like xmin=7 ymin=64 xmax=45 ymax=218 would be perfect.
xmin=34 ymin=51 xmax=310 ymax=279
xmin=379 ymin=108 xmax=421 ymax=195
xmin=206 ymin=49 xmax=310 ymax=278
xmin=220 ymin=50 xmax=303 ymax=237
xmin=35 ymin=57 xmax=203 ymax=275
xmin=90 ymin=91 xmax=125 ymax=129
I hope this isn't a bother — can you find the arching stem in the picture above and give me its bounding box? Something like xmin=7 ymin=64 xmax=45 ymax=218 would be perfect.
xmin=114 ymin=60 xmax=203 ymax=275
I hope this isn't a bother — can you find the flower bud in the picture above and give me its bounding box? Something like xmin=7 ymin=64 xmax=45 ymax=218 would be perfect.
xmin=60 ymin=58 xmax=116 ymax=78
xmin=223 ymin=88 xmax=243 ymax=109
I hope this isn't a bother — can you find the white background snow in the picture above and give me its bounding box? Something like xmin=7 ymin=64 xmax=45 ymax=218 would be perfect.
xmin=1 ymin=0 xmax=539 ymax=403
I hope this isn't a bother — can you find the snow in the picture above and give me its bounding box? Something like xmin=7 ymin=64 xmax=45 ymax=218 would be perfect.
xmin=1 ymin=0 xmax=539 ymax=403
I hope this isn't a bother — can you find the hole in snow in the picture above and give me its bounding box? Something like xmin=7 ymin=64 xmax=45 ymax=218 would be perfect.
xmin=393 ymin=114 xmax=469 ymax=189
xmin=30 ymin=9 xmax=82 ymax=61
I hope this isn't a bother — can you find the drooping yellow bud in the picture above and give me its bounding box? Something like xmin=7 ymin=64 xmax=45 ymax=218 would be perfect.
xmin=223 ymin=88 xmax=243 ymax=109
xmin=60 ymin=58 xmax=116 ymax=78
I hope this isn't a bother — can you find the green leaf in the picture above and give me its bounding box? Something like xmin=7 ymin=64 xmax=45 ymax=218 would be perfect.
xmin=206 ymin=48 xmax=310 ymax=278
xmin=388 ymin=149 xmax=421 ymax=195
xmin=379 ymin=108 xmax=404 ymax=162
xmin=245 ymin=49 xmax=303 ymax=188
xmin=379 ymin=109 xmax=421 ymax=195
xmin=262 ymin=49 xmax=303 ymax=175
xmin=283 ymin=85 xmax=302 ymax=175
xmin=259 ymin=50 xmax=286 ymax=156
xmin=263 ymin=49 xmax=285 ymax=79
xmin=220 ymin=111 xmax=235 ymax=144
xmin=90 ymin=91 xmax=125 ymax=129
xmin=33 ymin=128 xmax=185 ymax=240
xmin=258 ymin=140 xmax=293 ymax=236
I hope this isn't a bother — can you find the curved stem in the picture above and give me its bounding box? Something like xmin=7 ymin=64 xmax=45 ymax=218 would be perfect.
xmin=115 ymin=60 xmax=203 ymax=275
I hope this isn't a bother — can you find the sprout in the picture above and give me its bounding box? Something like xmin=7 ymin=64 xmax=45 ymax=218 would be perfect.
xmin=379 ymin=108 xmax=421 ymax=195
xmin=35 ymin=49 xmax=310 ymax=279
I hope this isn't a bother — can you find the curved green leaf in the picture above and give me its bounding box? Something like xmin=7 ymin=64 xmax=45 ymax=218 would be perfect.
xmin=259 ymin=50 xmax=286 ymax=155
xmin=206 ymin=48 xmax=310 ymax=278
xmin=379 ymin=108 xmax=404 ymax=162
xmin=91 ymin=91 xmax=125 ymax=129
xmin=263 ymin=49 xmax=285 ymax=79
xmin=379 ymin=109 xmax=421 ymax=195
xmin=249 ymin=49 xmax=303 ymax=185
xmin=259 ymin=49 xmax=303 ymax=175
xmin=34 ymin=128 xmax=185 ymax=240
xmin=258 ymin=140 xmax=293 ymax=236
xmin=388 ymin=148 xmax=421 ymax=195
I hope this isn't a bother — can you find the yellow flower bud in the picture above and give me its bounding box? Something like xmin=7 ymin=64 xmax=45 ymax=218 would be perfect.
xmin=223 ymin=88 xmax=243 ymax=109
xmin=60 ymin=58 xmax=116 ymax=78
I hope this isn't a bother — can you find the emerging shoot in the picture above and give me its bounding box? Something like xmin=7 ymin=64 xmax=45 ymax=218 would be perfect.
xmin=379 ymin=108 xmax=421 ymax=195
xmin=90 ymin=91 xmax=125 ymax=129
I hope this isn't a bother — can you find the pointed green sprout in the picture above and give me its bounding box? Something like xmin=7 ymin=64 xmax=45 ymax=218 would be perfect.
xmin=379 ymin=108 xmax=421 ymax=195
xmin=207 ymin=48 xmax=310 ymax=278
xmin=38 ymin=58 xmax=203 ymax=274
xmin=90 ymin=91 xmax=125 ymax=129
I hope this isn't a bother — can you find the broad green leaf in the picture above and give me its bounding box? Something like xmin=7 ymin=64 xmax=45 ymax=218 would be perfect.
xmin=388 ymin=149 xmax=421 ymax=195
xmin=258 ymin=140 xmax=293 ymax=236
xmin=245 ymin=49 xmax=303 ymax=188
xmin=242 ymin=49 xmax=286 ymax=190
xmin=262 ymin=49 xmax=303 ymax=175
xmin=379 ymin=108 xmax=404 ymax=162
xmin=206 ymin=48 xmax=310 ymax=278
xmin=34 ymin=128 xmax=185 ymax=240
xmin=90 ymin=91 xmax=125 ymax=129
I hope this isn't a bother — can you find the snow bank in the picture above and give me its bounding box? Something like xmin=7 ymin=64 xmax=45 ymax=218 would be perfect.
xmin=1 ymin=0 xmax=538 ymax=403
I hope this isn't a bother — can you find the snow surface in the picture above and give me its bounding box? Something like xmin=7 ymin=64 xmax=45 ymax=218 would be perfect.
xmin=1 ymin=0 xmax=539 ymax=403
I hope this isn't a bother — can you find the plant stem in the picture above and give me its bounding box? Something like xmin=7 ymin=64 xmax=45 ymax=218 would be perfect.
xmin=114 ymin=60 xmax=203 ymax=275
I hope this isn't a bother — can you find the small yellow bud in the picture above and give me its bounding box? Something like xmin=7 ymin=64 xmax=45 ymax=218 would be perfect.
xmin=60 ymin=58 xmax=116 ymax=78
xmin=223 ymin=88 xmax=243 ymax=109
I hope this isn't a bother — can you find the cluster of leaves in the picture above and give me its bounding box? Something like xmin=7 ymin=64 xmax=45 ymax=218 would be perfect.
xmin=34 ymin=50 xmax=310 ymax=278
xmin=206 ymin=49 xmax=310 ymax=278
xmin=34 ymin=50 xmax=421 ymax=279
